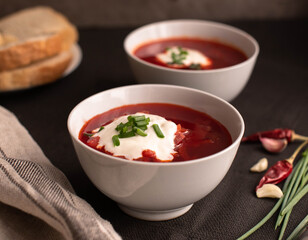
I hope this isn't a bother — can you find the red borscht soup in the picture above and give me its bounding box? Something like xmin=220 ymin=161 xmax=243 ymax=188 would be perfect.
xmin=133 ymin=37 xmax=247 ymax=70
xmin=79 ymin=103 xmax=232 ymax=163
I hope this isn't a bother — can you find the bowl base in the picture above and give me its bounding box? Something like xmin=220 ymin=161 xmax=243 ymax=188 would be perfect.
xmin=118 ymin=203 xmax=193 ymax=221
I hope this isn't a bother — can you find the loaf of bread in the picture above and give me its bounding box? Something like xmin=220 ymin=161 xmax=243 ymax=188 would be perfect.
xmin=0 ymin=50 xmax=73 ymax=91
xmin=0 ymin=6 xmax=78 ymax=91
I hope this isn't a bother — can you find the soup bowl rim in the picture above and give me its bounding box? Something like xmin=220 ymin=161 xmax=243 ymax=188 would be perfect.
xmin=123 ymin=19 xmax=260 ymax=74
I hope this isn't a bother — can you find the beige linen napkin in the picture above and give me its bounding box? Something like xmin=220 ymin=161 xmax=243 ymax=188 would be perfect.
xmin=0 ymin=106 xmax=121 ymax=240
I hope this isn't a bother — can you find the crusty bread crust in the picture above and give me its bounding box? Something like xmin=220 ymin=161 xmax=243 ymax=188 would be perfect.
xmin=0 ymin=6 xmax=78 ymax=71
xmin=0 ymin=50 xmax=73 ymax=91
xmin=0 ymin=34 xmax=62 ymax=71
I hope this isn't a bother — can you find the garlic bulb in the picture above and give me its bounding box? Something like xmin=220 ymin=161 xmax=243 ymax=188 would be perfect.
xmin=259 ymin=137 xmax=288 ymax=153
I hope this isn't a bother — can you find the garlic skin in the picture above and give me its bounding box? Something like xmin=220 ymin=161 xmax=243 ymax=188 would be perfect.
xmin=259 ymin=137 xmax=288 ymax=153
xmin=250 ymin=157 xmax=268 ymax=172
xmin=256 ymin=184 xmax=283 ymax=198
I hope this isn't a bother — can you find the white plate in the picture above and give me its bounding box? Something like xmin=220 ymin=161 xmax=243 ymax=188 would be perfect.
xmin=63 ymin=43 xmax=82 ymax=77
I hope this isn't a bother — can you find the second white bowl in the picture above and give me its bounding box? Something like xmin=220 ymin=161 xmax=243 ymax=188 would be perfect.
xmin=124 ymin=19 xmax=259 ymax=102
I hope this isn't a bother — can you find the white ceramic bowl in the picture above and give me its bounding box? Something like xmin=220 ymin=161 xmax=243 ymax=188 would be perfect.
xmin=124 ymin=19 xmax=259 ymax=102
xmin=67 ymin=84 xmax=245 ymax=221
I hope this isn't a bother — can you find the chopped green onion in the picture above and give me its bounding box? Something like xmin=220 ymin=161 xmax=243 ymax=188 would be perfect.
xmin=168 ymin=46 xmax=188 ymax=65
xmin=83 ymin=132 xmax=94 ymax=137
xmin=115 ymin=122 xmax=125 ymax=131
xmin=178 ymin=47 xmax=188 ymax=55
xmin=152 ymin=124 xmax=164 ymax=138
xmin=135 ymin=120 xmax=148 ymax=127
xmin=112 ymin=114 xmax=151 ymax=145
xmin=112 ymin=135 xmax=120 ymax=146
xmin=121 ymin=126 xmax=128 ymax=133
xmin=134 ymin=127 xmax=147 ymax=137
xmin=118 ymin=131 xmax=135 ymax=138
xmin=189 ymin=63 xmax=201 ymax=70
xmin=133 ymin=115 xmax=146 ymax=122
xmin=124 ymin=121 xmax=133 ymax=127
xmin=97 ymin=126 xmax=104 ymax=132
xmin=138 ymin=125 xmax=148 ymax=131
xmin=83 ymin=126 xmax=104 ymax=137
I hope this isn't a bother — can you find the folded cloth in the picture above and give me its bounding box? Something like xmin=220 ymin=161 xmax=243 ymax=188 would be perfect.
xmin=0 ymin=106 xmax=121 ymax=240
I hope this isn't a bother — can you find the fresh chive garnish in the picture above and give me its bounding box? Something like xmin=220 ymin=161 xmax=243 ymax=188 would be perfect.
xmin=134 ymin=127 xmax=147 ymax=137
xmin=135 ymin=120 xmax=148 ymax=127
xmin=115 ymin=122 xmax=125 ymax=131
xmin=168 ymin=46 xmax=188 ymax=65
xmin=124 ymin=121 xmax=133 ymax=127
xmin=179 ymin=47 xmax=188 ymax=55
xmin=112 ymin=115 xmax=151 ymax=145
xmin=83 ymin=132 xmax=94 ymax=137
xmin=96 ymin=126 xmax=104 ymax=132
xmin=133 ymin=115 xmax=146 ymax=122
xmin=152 ymin=124 xmax=164 ymax=138
xmin=189 ymin=63 xmax=201 ymax=70
xmin=112 ymin=135 xmax=120 ymax=146
xmin=118 ymin=131 xmax=135 ymax=138
xmin=83 ymin=126 xmax=104 ymax=137
xmin=139 ymin=125 xmax=148 ymax=131
xmin=122 ymin=126 xmax=129 ymax=133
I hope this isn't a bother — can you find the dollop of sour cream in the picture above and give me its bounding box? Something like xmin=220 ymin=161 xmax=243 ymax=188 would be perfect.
xmin=93 ymin=113 xmax=178 ymax=161
xmin=156 ymin=46 xmax=212 ymax=68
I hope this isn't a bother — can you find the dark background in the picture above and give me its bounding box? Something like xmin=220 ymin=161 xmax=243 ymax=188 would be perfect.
xmin=0 ymin=0 xmax=307 ymax=27
xmin=0 ymin=1 xmax=308 ymax=239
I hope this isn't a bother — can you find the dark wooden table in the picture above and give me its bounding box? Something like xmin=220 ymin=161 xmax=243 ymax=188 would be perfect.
xmin=1 ymin=19 xmax=307 ymax=239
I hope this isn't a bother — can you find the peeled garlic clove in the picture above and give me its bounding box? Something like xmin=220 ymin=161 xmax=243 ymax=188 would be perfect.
xmin=250 ymin=157 xmax=268 ymax=172
xmin=256 ymin=184 xmax=283 ymax=198
xmin=259 ymin=137 xmax=288 ymax=153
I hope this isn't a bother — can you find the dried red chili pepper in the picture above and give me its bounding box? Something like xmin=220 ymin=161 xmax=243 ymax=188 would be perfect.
xmin=255 ymin=140 xmax=308 ymax=191
xmin=242 ymin=128 xmax=308 ymax=143
xmin=242 ymin=128 xmax=294 ymax=143
xmin=256 ymin=160 xmax=292 ymax=190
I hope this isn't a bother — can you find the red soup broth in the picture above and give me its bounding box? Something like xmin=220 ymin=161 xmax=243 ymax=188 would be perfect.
xmin=133 ymin=37 xmax=247 ymax=70
xmin=79 ymin=103 xmax=232 ymax=163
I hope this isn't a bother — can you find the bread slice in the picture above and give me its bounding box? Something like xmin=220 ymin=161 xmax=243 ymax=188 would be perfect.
xmin=0 ymin=49 xmax=73 ymax=91
xmin=0 ymin=6 xmax=78 ymax=71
